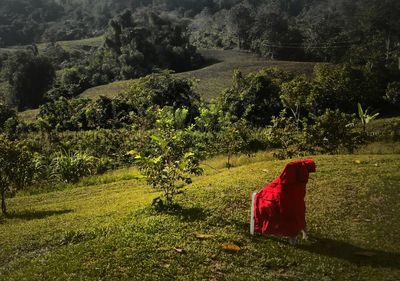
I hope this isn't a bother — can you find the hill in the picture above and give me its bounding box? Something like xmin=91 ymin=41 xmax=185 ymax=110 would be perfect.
xmin=80 ymin=49 xmax=317 ymax=101
xmin=1 ymin=153 xmax=399 ymax=280
xmin=0 ymin=36 xmax=104 ymax=54
xmin=17 ymin=49 xmax=317 ymax=122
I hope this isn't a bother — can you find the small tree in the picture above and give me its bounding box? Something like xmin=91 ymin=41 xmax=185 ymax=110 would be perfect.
xmin=0 ymin=135 xmax=34 ymax=215
xmin=268 ymin=110 xmax=304 ymax=159
xmin=217 ymin=115 xmax=251 ymax=168
xmin=130 ymin=108 xmax=203 ymax=210
xmin=280 ymin=75 xmax=312 ymax=128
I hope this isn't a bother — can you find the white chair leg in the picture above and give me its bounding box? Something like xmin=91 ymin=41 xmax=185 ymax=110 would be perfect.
xmin=250 ymin=192 xmax=256 ymax=235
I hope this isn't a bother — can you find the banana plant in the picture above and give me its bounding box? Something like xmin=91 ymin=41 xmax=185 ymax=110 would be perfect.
xmin=358 ymin=103 xmax=379 ymax=132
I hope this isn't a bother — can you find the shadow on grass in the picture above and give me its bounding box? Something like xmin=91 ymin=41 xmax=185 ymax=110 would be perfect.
xmin=173 ymin=207 xmax=209 ymax=222
xmin=5 ymin=209 xmax=73 ymax=220
xmin=298 ymin=236 xmax=400 ymax=270
xmin=179 ymin=57 xmax=222 ymax=73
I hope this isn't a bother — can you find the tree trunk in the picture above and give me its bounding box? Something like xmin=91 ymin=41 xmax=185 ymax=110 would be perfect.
xmin=1 ymin=189 xmax=6 ymax=215
xmin=385 ymin=36 xmax=391 ymax=67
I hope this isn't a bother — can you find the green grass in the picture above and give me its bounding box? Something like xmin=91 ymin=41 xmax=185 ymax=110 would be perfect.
xmin=80 ymin=80 xmax=132 ymax=100
xmin=0 ymin=36 xmax=104 ymax=53
xmin=1 ymin=153 xmax=399 ymax=280
xmin=80 ymin=49 xmax=317 ymax=101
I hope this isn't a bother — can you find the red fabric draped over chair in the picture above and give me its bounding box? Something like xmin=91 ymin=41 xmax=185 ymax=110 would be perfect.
xmin=252 ymin=159 xmax=316 ymax=236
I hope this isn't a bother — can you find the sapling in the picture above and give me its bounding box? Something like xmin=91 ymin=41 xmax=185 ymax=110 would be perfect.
xmin=130 ymin=108 xmax=203 ymax=210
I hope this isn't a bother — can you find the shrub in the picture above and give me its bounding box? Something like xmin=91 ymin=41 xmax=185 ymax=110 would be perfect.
xmin=0 ymin=103 xmax=15 ymax=128
xmin=385 ymin=81 xmax=400 ymax=110
xmin=51 ymin=151 xmax=98 ymax=183
xmin=303 ymin=109 xmax=367 ymax=154
xmin=218 ymin=69 xmax=285 ymax=126
xmin=0 ymin=135 xmax=34 ymax=214
xmin=122 ymin=72 xmax=200 ymax=121
xmin=268 ymin=110 xmax=305 ymax=159
xmin=131 ymin=108 xmax=203 ymax=210
xmin=310 ymin=64 xmax=385 ymax=114
xmin=216 ymin=116 xmax=252 ymax=168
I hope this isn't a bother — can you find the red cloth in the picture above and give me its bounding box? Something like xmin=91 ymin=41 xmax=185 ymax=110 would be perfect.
xmin=253 ymin=159 xmax=316 ymax=236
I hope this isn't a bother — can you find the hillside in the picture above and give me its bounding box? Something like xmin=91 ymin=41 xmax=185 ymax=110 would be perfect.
xmin=81 ymin=49 xmax=317 ymax=101
xmin=18 ymin=49 xmax=317 ymax=122
xmin=0 ymin=36 xmax=104 ymax=54
xmin=1 ymin=154 xmax=399 ymax=280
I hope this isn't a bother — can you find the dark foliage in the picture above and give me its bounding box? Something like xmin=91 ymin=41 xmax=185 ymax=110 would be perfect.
xmin=3 ymin=51 xmax=55 ymax=110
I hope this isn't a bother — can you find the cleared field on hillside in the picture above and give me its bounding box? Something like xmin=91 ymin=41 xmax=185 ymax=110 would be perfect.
xmin=0 ymin=154 xmax=399 ymax=280
xmin=81 ymin=49 xmax=317 ymax=101
xmin=0 ymin=36 xmax=104 ymax=53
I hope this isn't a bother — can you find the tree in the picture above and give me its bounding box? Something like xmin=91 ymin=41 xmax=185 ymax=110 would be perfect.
xmin=280 ymin=75 xmax=312 ymax=127
xmin=359 ymin=0 xmax=400 ymax=67
xmin=4 ymin=51 xmax=55 ymax=110
xmin=218 ymin=69 xmax=284 ymax=126
xmin=103 ymin=9 xmax=203 ymax=80
xmin=309 ymin=64 xmax=383 ymax=114
xmin=298 ymin=1 xmax=349 ymax=62
xmin=303 ymin=109 xmax=366 ymax=154
xmin=130 ymin=108 xmax=203 ymax=210
xmin=227 ymin=4 xmax=253 ymax=49
xmin=268 ymin=110 xmax=304 ymax=160
xmin=0 ymin=103 xmax=16 ymax=130
xmin=0 ymin=135 xmax=34 ymax=215
xmin=217 ymin=115 xmax=250 ymax=168
xmin=122 ymin=72 xmax=200 ymax=121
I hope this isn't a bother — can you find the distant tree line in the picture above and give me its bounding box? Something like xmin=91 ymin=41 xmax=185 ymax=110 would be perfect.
xmin=189 ymin=0 xmax=400 ymax=65
xmin=1 ymin=0 xmax=399 ymax=69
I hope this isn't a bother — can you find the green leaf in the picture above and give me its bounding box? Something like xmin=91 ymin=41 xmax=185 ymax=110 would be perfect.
xmin=127 ymin=150 xmax=137 ymax=156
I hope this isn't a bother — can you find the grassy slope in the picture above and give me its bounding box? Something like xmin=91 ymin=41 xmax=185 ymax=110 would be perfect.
xmin=1 ymin=153 xmax=399 ymax=280
xmin=0 ymin=36 xmax=104 ymax=53
xmin=80 ymin=49 xmax=317 ymax=101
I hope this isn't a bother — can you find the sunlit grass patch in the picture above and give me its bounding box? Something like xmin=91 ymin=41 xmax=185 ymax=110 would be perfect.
xmin=1 ymin=154 xmax=399 ymax=280
xmin=79 ymin=49 xmax=317 ymax=101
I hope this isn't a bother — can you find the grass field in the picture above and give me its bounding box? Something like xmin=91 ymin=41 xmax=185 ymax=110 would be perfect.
xmin=0 ymin=36 xmax=104 ymax=54
xmin=1 ymin=153 xmax=399 ymax=280
xmin=81 ymin=49 xmax=317 ymax=101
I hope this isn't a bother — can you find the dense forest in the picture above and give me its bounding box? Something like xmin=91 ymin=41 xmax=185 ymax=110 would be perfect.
xmin=1 ymin=0 xmax=399 ymax=65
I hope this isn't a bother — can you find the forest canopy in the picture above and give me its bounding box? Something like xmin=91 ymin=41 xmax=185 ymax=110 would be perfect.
xmin=0 ymin=0 xmax=399 ymax=67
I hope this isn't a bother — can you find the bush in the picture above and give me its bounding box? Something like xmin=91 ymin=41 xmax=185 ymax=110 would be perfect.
xmin=122 ymin=72 xmax=200 ymax=121
xmin=268 ymin=110 xmax=305 ymax=159
xmin=51 ymin=151 xmax=98 ymax=183
xmin=303 ymin=109 xmax=367 ymax=154
xmin=131 ymin=108 xmax=203 ymax=210
xmin=0 ymin=135 xmax=35 ymax=214
xmin=385 ymin=81 xmax=400 ymax=110
xmin=0 ymin=103 xmax=16 ymax=129
xmin=310 ymin=64 xmax=385 ymax=114
xmin=218 ymin=69 xmax=286 ymax=126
